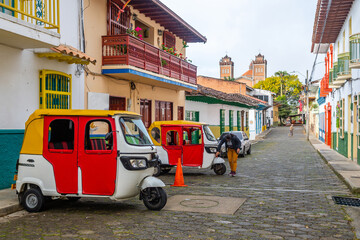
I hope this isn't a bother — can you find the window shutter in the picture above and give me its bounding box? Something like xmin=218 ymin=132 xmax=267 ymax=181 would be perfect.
xmin=237 ymin=111 xmax=240 ymax=131
xmin=163 ymin=31 xmax=176 ymax=49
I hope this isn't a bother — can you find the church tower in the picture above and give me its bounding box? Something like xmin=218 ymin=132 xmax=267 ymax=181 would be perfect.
xmin=251 ymin=53 xmax=267 ymax=85
xmin=219 ymin=55 xmax=234 ymax=79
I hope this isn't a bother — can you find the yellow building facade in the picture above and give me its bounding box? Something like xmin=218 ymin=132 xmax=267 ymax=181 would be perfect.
xmin=83 ymin=0 xmax=206 ymax=127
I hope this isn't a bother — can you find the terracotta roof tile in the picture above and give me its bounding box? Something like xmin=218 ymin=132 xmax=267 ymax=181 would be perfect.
xmin=51 ymin=44 xmax=96 ymax=65
xmin=242 ymin=69 xmax=252 ymax=77
xmin=187 ymin=85 xmax=270 ymax=107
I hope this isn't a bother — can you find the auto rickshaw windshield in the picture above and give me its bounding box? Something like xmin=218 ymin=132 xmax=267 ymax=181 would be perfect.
xmin=203 ymin=125 xmax=216 ymax=141
xmin=119 ymin=117 xmax=153 ymax=145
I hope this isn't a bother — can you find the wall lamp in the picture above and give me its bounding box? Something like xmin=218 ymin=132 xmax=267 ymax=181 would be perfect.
xmin=132 ymin=13 xmax=137 ymax=21
xmin=158 ymin=29 xmax=163 ymax=36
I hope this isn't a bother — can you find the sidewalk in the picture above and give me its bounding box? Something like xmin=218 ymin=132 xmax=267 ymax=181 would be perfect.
xmin=309 ymin=133 xmax=360 ymax=194
xmin=0 ymin=188 xmax=22 ymax=217
xmin=251 ymin=127 xmax=273 ymax=144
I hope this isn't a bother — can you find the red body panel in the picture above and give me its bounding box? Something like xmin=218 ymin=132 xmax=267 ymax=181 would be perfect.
xmin=182 ymin=145 xmax=203 ymax=167
xmin=161 ymin=126 xmax=182 ymax=165
xmin=43 ymin=116 xmax=78 ymax=194
xmin=78 ymin=117 xmax=117 ymax=195
xmin=161 ymin=125 xmax=204 ymax=167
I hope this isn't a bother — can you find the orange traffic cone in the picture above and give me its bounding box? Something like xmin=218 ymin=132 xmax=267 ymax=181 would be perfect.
xmin=171 ymin=158 xmax=187 ymax=187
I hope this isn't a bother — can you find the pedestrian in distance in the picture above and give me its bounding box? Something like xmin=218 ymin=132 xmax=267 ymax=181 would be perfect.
xmin=289 ymin=124 xmax=294 ymax=136
xmin=215 ymin=133 xmax=241 ymax=177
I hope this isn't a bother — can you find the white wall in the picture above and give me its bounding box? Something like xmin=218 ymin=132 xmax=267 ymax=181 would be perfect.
xmin=0 ymin=0 xmax=85 ymax=129
xmin=185 ymin=100 xmax=249 ymax=126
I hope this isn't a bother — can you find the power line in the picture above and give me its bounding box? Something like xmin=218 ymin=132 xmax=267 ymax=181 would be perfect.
xmin=309 ymin=0 xmax=332 ymax=83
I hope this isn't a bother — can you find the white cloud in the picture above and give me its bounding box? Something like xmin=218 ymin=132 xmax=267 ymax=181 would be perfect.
xmin=161 ymin=0 xmax=324 ymax=83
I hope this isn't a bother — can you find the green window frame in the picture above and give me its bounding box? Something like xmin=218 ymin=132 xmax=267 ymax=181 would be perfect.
xmin=220 ymin=109 xmax=225 ymax=134
xmin=229 ymin=110 xmax=233 ymax=131
xmin=40 ymin=70 xmax=72 ymax=109
xmin=237 ymin=111 xmax=241 ymax=131
xmin=340 ymin=99 xmax=345 ymax=138
xmin=185 ymin=111 xmax=199 ymax=122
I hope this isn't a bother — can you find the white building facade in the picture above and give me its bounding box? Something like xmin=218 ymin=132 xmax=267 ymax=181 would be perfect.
xmin=0 ymin=0 xmax=93 ymax=189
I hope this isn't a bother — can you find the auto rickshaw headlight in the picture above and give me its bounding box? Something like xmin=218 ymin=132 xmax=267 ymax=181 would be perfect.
xmin=129 ymin=159 xmax=147 ymax=168
xmin=120 ymin=156 xmax=148 ymax=170
xmin=205 ymin=146 xmax=218 ymax=153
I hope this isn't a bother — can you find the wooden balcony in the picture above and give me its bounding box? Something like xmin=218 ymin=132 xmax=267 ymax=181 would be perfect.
xmin=350 ymin=33 xmax=360 ymax=69
xmin=102 ymin=34 xmax=197 ymax=90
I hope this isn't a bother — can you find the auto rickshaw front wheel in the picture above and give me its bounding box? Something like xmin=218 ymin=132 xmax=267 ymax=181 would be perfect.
xmin=213 ymin=163 xmax=226 ymax=175
xmin=141 ymin=187 xmax=167 ymax=211
xmin=22 ymin=188 xmax=45 ymax=212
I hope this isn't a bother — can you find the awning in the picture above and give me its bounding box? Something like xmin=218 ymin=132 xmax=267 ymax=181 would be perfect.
xmin=130 ymin=0 xmax=207 ymax=43
xmin=36 ymin=44 xmax=96 ymax=65
xmin=311 ymin=0 xmax=354 ymax=52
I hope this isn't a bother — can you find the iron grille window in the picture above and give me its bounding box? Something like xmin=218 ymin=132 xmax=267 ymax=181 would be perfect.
xmin=39 ymin=70 xmax=72 ymax=109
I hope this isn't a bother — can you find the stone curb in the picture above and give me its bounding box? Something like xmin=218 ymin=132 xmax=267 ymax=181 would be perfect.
xmin=309 ymin=139 xmax=360 ymax=194
xmin=0 ymin=203 xmax=22 ymax=217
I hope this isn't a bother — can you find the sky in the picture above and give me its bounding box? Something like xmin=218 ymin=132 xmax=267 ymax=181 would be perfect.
xmin=161 ymin=0 xmax=324 ymax=84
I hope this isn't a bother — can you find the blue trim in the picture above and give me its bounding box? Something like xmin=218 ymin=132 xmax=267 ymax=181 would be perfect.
xmin=0 ymin=129 xmax=25 ymax=134
xmin=317 ymin=97 xmax=326 ymax=105
xmin=102 ymin=68 xmax=198 ymax=90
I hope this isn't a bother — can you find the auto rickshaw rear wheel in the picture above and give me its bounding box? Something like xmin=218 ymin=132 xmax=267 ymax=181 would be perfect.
xmin=142 ymin=187 xmax=167 ymax=211
xmin=153 ymin=165 xmax=161 ymax=177
xmin=22 ymin=188 xmax=45 ymax=212
xmin=213 ymin=163 xmax=226 ymax=175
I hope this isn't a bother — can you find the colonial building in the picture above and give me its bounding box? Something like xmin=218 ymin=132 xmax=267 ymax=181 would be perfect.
xmin=236 ymin=53 xmax=268 ymax=87
xmin=219 ymin=55 xmax=234 ymax=79
xmin=0 ymin=0 xmax=95 ymax=189
xmin=185 ymin=85 xmax=269 ymax=138
xmin=312 ymin=0 xmax=360 ymax=163
xmin=83 ymin=0 xmax=206 ymax=128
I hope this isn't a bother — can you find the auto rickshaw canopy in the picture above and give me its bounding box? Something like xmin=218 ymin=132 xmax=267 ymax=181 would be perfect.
xmin=148 ymin=120 xmax=207 ymax=146
xmin=21 ymin=109 xmax=140 ymax=155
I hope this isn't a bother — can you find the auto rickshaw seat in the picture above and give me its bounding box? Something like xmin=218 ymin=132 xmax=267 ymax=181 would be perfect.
xmin=48 ymin=141 xmax=74 ymax=150
xmin=90 ymin=139 xmax=107 ymax=150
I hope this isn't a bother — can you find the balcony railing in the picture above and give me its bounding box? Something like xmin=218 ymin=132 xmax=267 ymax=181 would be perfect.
xmin=102 ymin=34 xmax=197 ymax=85
xmin=333 ymin=62 xmax=338 ymax=80
xmin=0 ymin=0 xmax=59 ymax=33
xmin=337 ymin=52 xmax=351 ymax=79
xmin=329 ymin=68 xmax=333 ymax=84
xmin=350 ymin=33 xmax=360 ymax=68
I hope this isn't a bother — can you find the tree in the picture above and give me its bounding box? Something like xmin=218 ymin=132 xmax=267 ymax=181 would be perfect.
xmin=253 ymin=72 xmax=302 ymax=101
xmin=276 ymin=95 xmax=291 ymax=124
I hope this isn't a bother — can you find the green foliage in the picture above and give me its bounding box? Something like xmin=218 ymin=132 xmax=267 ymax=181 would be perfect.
xmin=275 ymin=96 xmax=291 ymax=122
xmin=254 ymin=72 xmax=302 ymax=100
xmin=224 ymin=76 xmax=235 ymax=81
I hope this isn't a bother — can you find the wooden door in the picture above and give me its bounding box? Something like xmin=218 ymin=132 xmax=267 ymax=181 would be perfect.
xmin=140 ymin=99 xmax=151 ymax=128
xmin=155 ymin=101 xmax=173 ymax=121
xmin=109 ymin=96 xmax=126 ymax=110
xmin=178 ymin=106 xmax=184 ymax=120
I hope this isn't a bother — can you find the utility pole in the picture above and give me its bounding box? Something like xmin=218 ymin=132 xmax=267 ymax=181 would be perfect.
xmin=306 ymin=70 xmax=309 ymax=141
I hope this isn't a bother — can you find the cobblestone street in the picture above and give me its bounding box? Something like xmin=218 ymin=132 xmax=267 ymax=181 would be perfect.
xmin=0 ymin=126 xmax=356 ymax=239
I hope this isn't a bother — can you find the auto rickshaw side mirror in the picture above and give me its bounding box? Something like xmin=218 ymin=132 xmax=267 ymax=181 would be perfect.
xmin=105 ymin=132 xmax=113 ymax=140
